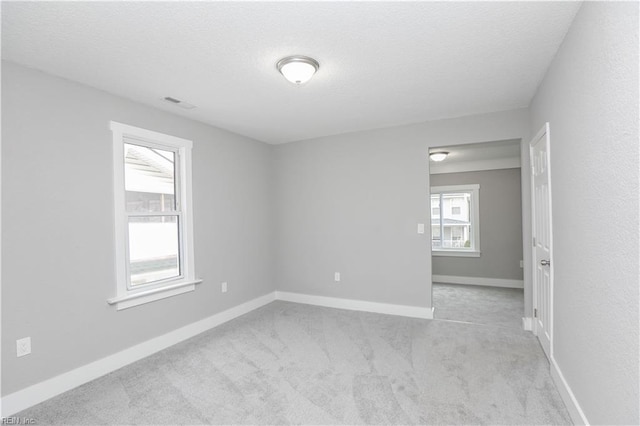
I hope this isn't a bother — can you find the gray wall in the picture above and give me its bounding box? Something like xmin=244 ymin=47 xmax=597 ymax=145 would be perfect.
xmin=529 ymin=2 xmax=639 ymax=424
xmin=431 ymin=168 xmax=523 ymax=281
xmin=1 ymin=64 xmax=533 ymax=398
xmin=1 ymin=62 xmax=275 ymax=395
xmin=274 ymin=109 xmax=530 ymax=309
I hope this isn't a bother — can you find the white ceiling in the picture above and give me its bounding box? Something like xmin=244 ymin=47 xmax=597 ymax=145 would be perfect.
xmin=2 ymin=2 xmax=581 ymax=144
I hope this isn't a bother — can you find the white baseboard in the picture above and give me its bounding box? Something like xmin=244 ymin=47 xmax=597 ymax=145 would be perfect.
xmin=522 ymin=317 xmax=533 ymax=331
xmin=551 ymin=356 xmax=589 ymax=425
xmin=275 ymin=291 xmax=434 ymax=319
xmin=1 ymin=291 xmax=277 ymax=417
xmin=432 ymin=274 xmax=524 ymax=289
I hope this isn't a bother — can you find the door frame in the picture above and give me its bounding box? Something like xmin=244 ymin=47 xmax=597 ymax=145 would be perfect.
xmin=427 ymin=138 xmax=529 ymax=323
xmin=529 ymin=122 xmax=554 ymax=358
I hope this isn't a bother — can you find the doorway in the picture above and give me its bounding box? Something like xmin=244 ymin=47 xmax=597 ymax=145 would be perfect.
xmin=429 ymin=139 xmax=525 ymax=329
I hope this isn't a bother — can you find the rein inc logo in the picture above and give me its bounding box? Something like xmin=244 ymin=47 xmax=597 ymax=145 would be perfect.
xmin=1 ymin=418 xmax=35 ymax=425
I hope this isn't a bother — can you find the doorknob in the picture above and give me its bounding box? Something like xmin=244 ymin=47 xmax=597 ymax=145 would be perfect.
xmin=540 ymin=259 xmax=551 ymax=266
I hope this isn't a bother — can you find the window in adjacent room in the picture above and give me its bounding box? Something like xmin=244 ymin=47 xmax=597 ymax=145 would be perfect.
xmin=109 ymin=122 xmax=200 ymax=310
xmin=430 ymin=184 xmax=480 ymax=257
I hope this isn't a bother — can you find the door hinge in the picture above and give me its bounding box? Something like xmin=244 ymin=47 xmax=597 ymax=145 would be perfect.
xmin=534 ymin=308 xmax=537 ymax=318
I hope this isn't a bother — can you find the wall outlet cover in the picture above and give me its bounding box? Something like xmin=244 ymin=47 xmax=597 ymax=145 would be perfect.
xmin=221 ymin=282 xmax=228 ymax=293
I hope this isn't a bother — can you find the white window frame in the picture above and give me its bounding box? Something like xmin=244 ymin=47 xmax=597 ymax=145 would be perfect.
xmin=108 ymin=122 xmax=200 ymax=310
xmin=430 ymin=184 xmax=481 ymax=258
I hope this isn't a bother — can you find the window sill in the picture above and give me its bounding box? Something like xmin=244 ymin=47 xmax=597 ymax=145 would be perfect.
xmin=108 ymin=279 xmax=203 ymax=310
xmin=432 ymin=250 xmax=481 ymax=258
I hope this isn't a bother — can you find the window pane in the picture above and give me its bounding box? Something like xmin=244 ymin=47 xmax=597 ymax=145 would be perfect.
xmin=431 ymin=225 xmax=441 ymax=248
xmin=430 ymin=195 xmax=440 ymax=218
xmin=125 ymin=143 xmax=176 ymax=212
xmin=431 ymin=194 xmax=442 ymax=248
xmin=128 ymin=216 xmax=180 ymax=286
xmin=441 ymin=192 xmax=471 ymax=249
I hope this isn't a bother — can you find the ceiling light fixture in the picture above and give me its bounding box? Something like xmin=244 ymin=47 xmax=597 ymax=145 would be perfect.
xmin=276 ymin=55 xmax=319 ymax=85
xmin=429 ymin=151 xmax=449 ymax=162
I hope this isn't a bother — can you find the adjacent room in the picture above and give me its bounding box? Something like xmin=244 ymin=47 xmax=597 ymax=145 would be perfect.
xmin=1 ymin=1 xmax=638 ymax=425
xmin=429 ymin=140 xmax=525 ymax=329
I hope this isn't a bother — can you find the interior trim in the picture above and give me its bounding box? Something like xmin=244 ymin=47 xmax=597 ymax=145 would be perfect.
xmin=433 ymin=274 xmax=524 ymax=289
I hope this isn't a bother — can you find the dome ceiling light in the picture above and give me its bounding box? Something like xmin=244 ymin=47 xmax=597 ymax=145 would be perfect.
xmin=276 ymin=55 xmax=319 ymax=85
xmin=429 ymin=151 xmax=449 ymax=162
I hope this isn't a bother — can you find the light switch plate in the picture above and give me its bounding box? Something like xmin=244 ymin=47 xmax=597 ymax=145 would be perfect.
xmin=417 ymin=223 xmax=425 ymax=234
xmin=17 ymin=337 xmax=31 ymax=357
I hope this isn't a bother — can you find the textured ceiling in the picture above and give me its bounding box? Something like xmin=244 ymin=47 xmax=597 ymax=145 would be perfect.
xmin=2 ymin=2 xmax=581 ymax=144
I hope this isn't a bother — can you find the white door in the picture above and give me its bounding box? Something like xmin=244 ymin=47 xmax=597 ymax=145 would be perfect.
xmin=530 ymin=123 xmax=553 ymax=360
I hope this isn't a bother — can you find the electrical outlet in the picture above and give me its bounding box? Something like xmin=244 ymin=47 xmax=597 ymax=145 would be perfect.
xmin=417 ymin=223 xmax=425 ymax=234
xmin=334 ymin=272 xmax=341 ymax=282
xmin=520 ymin=260 xmax=524 ymax=268
xmin=221 ymin=282 xmax=228 ymax=293
xmin=17 ymin=337 xmax=31 ymax=357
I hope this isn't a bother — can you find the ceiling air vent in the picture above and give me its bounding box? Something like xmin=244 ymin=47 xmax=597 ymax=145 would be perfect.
xmin=162 ymin=96 xmax=196 ymax=110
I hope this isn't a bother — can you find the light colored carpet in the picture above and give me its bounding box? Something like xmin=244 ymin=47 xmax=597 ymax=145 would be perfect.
xmin=433 ymin=283 xmax=525 ymax=329
xmin=18 ymin=301 xmax=570 ymax=425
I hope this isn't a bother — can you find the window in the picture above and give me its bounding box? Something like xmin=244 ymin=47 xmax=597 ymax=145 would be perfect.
xmin=109 ymin=122 xmax=200 ymax=310
xmin=430 ymin=184 xmax=480 ymax=257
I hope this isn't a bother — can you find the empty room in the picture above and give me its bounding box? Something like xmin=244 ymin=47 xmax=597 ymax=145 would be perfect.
xmin=1 ymin=1 xmax=638 ymax=425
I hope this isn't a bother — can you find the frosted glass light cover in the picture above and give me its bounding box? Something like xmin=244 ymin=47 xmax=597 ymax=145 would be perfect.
xmin=280 ymin=61 xmax=317 ymax=84
xmin=430 ymin=152 xmax=449 ymax=162
xmin=277 ymin=56 xmax=319 ymax=85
